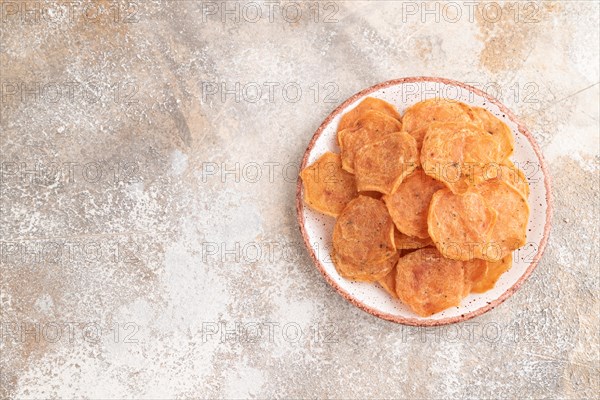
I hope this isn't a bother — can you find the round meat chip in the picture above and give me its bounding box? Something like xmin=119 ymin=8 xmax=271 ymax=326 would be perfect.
xmin=470 ymin=107 xmax=514 ymax=160
xmin=476 ymin=179 xmax=530 ymax=259
xmin=402 ymin=98 xmax=483 ymax=151
xmin=354 ymin=132 xmax=418 ymax=195
xmin=300 ymin=152 xmax=358 ymax=217
xmin=421 ymin=122 xmax=502 ymax=194
xmin=395 ymin=247 xmax=465 ymax=317
xmin=383 ymin=169 xmax=446 ymax=238
xmin=337 ymin=97 xmax=401 ymax=133
xmin=332 ymin=196 xmax=396 ymax=266
xmin=332 ymin=248 xmax=399 ymax=282
xmin=428 ymin=188 xmax=498 ymax=261
xmin=338 ymin=110 xmax=403 ymax=172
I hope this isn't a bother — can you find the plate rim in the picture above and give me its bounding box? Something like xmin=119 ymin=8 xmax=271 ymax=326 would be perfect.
xmin=295 ymin=76 xmax=553 ymax=326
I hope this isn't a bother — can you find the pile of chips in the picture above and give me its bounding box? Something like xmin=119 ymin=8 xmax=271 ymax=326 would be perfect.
xmin=301 ymin=97 xmax=530 ymax=317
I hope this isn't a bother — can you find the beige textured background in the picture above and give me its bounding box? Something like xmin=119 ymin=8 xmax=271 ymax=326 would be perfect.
xmin=1 ymin=1 xmax=598 ymax=399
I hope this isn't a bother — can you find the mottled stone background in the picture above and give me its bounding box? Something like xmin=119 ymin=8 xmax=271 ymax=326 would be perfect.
xmin=0 ymin=1 xmax=598 ymax=399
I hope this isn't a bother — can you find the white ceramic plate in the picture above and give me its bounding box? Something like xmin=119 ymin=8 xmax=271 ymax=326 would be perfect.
xmin=296 ymin=77 xmax=553 ymax=326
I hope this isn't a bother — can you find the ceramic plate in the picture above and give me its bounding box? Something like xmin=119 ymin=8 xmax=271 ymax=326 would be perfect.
xmin=296 ymin=77 xmax=553 ymax=326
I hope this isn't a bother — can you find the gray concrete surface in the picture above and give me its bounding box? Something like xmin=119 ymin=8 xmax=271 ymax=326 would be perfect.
xmin=0 ymin=1 xmax=598 ymax=399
